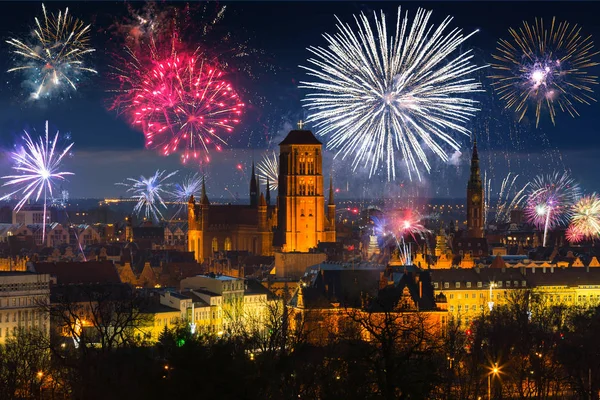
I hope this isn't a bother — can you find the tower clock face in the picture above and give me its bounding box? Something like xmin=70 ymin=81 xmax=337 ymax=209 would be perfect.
xmin=471 ymin=194 xmax=481 ymax=203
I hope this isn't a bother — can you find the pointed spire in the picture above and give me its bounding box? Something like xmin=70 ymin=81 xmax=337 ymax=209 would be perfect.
xmin=250 ymin=161 xmax=259 ymax=207
xmin=328 ymin=174 xmax=335 ymax=206
xmin=259 ymin=192 xmax=266 ymax=207
xmin=201 ymin=175 xmax=209 ymax=205
xmin=468 ymin=136 xmax=481 ymax=188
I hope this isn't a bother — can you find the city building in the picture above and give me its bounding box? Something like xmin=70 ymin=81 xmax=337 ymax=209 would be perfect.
xmin=12 ymin=205 xmax=48 ymax=225
xmin=187 ymin=125 xmax=336 ymax=263
xmin=0 ymin=271 xmax=51 ymax=344
xmin=275 ymin=127 xmax=336 ymax=252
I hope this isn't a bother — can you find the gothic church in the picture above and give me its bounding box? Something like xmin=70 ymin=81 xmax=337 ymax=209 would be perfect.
xmin=188 ymin=127 xmax=336 ymax=262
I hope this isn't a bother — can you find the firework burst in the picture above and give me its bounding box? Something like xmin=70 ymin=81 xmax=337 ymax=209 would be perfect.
xmin=301 ymin=7 xmax=483 ymax=181
xmin=491 ymin=17 xmax=599 ymax=127
xmin=131 ymin=54 xmax=243 ymax=164
xmin=1 ymin=121 xmax=74 ymax=240
xmin=118 ymin=170 xmax=177 ymax=222
xmin=6 ymin=4 xmax=96 ymax=100
xmin=171 ymin=172 xmax=204 ymax=204
xmin=569 ymin=194 xmax=600 ymax=241
xmin=565 ymin=224 xmax=584 ymax=244
xmin=525 ymin=171 xmax=580 ymax=246
xmin=257 ymin=150 xmax=278 ymax=191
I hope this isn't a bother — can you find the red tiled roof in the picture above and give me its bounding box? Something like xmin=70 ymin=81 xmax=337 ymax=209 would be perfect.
xmin=33 ymin=261 xmax=122 ymax=285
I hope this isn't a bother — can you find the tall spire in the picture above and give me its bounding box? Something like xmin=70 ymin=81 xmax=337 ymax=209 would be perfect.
xmin=266 ymin=177 xmax=271 ymax=205
xmin=201 ymin=175 xmax=209 ymax=205
xmin=468 ymin=137 xmax=481 ymax=188
xmin=250 ymin=161 xmax=259 ymax=207
xmin=328 ymin=174 xmax=335 ymax=206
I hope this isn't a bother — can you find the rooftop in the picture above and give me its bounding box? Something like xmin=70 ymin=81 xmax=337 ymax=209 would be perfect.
xmin=279 ymin=130 xmax=322 ymax=146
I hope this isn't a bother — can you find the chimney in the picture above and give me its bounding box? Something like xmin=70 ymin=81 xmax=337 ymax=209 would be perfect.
xmin=520 ymin=266 xmax=526 ymax=276
xmin=586 ymin=264 xmax=590 ymax=273
xmin=543 ymin=266 xmax=546 ymax=274
xmin=550 ymin=266 xmax=554 ymax=273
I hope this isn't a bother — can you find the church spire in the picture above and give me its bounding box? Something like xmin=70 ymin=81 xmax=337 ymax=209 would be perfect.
xmin=201 ymin=175 xmax=209 ymax=205
xmin=250 ymin=161 xmax=259 ymax=207
xmin=468 ymin=137 xmax=481 ymax=189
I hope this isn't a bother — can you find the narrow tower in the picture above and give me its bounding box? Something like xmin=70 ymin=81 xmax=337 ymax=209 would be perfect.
xmin=275 ymin=122 xmax=335 ymax=252
xmin=265 ymin=177 xmax=271 ymax=206
xmin=467 ymin=139 xmax=484 ymax=238
xmin=250 ymin=161 xmax=259 ymax=207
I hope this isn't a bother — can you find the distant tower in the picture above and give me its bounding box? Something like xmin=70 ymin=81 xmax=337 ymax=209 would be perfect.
xmin=467 ymin=139 xmax=484 ymax=238
xmin=250 ymin=161 xmax=259 ymax=207
xmin=275 ymin=122 xmax=335 ymax=252
xmin=435 ymin=228 xmax=447 ymax=257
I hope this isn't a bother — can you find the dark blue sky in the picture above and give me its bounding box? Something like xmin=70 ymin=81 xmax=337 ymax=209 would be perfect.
xmin=0 ymin=1 xmax=599 ymax=200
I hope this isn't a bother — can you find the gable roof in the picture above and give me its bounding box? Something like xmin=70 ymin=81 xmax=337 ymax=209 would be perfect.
xmin=279 ymin=130 xmax=322 ymax=146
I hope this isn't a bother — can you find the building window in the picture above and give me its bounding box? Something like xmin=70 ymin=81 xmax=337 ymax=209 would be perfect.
xmin=477 ymin=282 xmax=482 ymax=288
xmin=497 ymin=282 xmax=502 ymax=288
xmin=455 ymin=282 xmax=460 ymax=289
xmin=450 ymin=306 xmax=454 ymax=312
xmin=224 ymin=237 xmax=232 ymax=251
xmin=212 ymin=237 xmax=218 ymax=252
xmin=433 ymin=282 xmax=438 ymax=289
xmin=444 ymin=282 xmax=449 ymax=289
xmin=514 ymin=281 xmax=519 ymax=287
xmin=449 ymin=294 xmax=454 ymax=299
xmin=506 ymin=281 xmax=510 ymax=287
xmin=521 ymin=281 xmax=526 ymax=287
xmin=466 ymin=282 xmax=471 ymax=288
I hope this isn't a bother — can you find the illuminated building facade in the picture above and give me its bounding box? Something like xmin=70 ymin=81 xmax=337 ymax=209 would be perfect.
xmin=275 ymin=127 xmax=336 ymax=252
xmin=187 ymin=171 xmax=277 ymax=263
xmin=0 ymin=272 xmax=50 ymax=344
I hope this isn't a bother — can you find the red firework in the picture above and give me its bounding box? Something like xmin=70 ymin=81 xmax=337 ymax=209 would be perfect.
xmin=565 ymin=224 xmax=584 ymax=244
xmin=130 ymin=54 xmax=244 ymax=163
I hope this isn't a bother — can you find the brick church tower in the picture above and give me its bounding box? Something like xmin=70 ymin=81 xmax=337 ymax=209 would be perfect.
xmin=275 ymin=123 xmax=335 ymax=252
xmin=467 ymin=139 xmax=484 ymax=238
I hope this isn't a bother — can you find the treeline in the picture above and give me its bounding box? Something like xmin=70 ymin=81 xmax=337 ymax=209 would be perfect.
xmin=2 ymin=290 xmax=600 ymax=399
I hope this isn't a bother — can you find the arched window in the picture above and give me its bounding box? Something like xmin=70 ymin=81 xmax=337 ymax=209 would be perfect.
xmin=224 ymin=237 xmax=232 ymax=251
xmin=212 ymin=237 xmax=218 ymax=252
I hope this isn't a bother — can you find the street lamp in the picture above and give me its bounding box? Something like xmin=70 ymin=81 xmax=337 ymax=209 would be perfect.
xmin=37 ymin=371 xmax=44 ymax=399
xmin=488 ymin=363 xmax=499 ymax=400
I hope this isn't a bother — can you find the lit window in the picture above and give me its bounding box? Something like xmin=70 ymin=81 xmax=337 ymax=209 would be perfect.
xmin=444 ymin=283 xmax=449 ymax=289
xmin=455 ymin=282 xmax=460 ymax=289
xmin=433 ymin=282 xmax=439 ymax=289
xmin=466 ymin=282 xmax=471 ymax=288
xmin=477 ymin=282 xmax=482 ymax=288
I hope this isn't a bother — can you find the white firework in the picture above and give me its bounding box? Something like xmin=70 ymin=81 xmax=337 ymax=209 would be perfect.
xmin=171 ymin=172 xmax=204 ymax=203
xmin=118 ymin=170 xmax=177 ymax=222
xmin=301 ymin=7 xmax=483 ymax=181
xmin=257 ymin=151 xmax=278 ymax=191
xmin=1 ymin=121 xmax=74 ymax=240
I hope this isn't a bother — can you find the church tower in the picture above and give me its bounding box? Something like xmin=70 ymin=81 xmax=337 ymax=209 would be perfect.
xmin=250 ymin=161 xmax=259 ymax=207
xmin=467 ymin=139 xmax=484 ymax=238
xmin=275 ymin=123 xmax=335 ymax=252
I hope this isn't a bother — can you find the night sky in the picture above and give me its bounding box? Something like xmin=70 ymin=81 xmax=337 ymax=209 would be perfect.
xmin=0 ymin=1 xmax=599 ymax=201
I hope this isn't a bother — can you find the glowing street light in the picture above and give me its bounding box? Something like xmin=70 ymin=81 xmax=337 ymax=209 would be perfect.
xmin=488 ymin=282 xmax=496 ymax=312
xmin=488 ymin=363 xmax=500 ymax=400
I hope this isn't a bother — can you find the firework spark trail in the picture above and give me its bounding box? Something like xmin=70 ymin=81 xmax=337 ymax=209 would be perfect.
xmin=170 ymin=172 xmax=204 ymax=219
xmin=300 ymin=7 xmax=483 ymax=181
xmin=491 ymin=17 xmax=599 ymax=127
xmin=118 ymin=170 xmax=178 ymax=222
xmin=569 ymin=194 xmax=600 ymax=241
xmin=257 ymin=150 xmax=278 ymax=191
xmin=6 ymin=3 xmax=97 ymax=100
xmin=565 ymin=224 xmax=584 ymax=244
xmin=485 ymin=172 xmax=530 ymax=226
xmin=525 ymin=171 xmax=581 ymax=246
xmin=1 ymin=121 xmax=74 ymax=241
